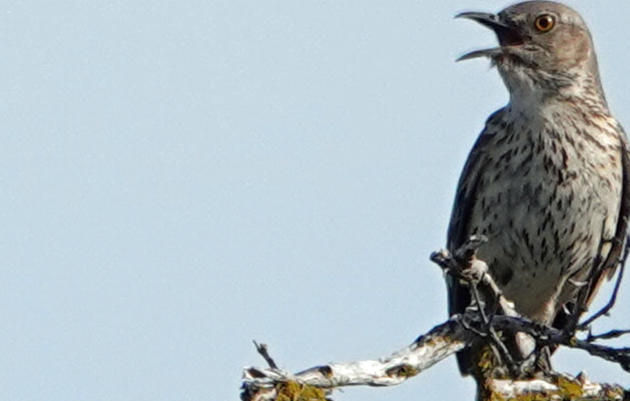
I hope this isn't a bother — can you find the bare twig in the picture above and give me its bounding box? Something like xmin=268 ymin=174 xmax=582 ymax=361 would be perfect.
xmin=253 ymin=341 xmax=278 ymax=369
xmin=587 ymin=329 xmax=630 ymax=342
xmin=488 ymin=316 xmax=630 ymax=372
xmin=468 ymin=276 xmax=520 ymax=375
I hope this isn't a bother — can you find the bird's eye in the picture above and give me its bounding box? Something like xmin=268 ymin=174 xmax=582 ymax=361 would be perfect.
xmin=534 ymin=14 xmax=555 ymax=32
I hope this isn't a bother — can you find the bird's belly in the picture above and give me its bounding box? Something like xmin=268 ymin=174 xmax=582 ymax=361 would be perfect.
xmin=470 ymin=149 xmax=621 ymax=322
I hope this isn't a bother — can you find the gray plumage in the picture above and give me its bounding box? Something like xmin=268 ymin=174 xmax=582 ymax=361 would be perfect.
xmin=448 ymin=1 xmax=630 ymax=375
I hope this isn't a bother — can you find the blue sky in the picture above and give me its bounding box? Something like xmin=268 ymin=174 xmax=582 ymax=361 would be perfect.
xmin=2 ymin=1 xmax=629 ymax=401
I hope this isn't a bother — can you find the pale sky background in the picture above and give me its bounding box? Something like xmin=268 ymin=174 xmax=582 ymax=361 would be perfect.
xmin=2 ymin=1 xmax=629 ymax=401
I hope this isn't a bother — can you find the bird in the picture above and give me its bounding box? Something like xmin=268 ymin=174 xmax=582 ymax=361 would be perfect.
xmin=447 ymin=0 xmax=630 ymax=378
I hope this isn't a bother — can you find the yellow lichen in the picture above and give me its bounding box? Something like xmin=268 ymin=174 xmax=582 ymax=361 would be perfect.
xmin=275 ymin=381 xmax=327 ymax=401
xmin=554 ymin=376 xmax=583 ymax=399
xmin=476 ymin=347 xmax=498 ymax=377
xmin=386 ymin=364 xmax=418 ymax=378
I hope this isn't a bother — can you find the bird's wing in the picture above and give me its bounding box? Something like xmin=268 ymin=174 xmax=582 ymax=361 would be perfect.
xmin=446 ymin=110 xmax=502 ymax=316
xmin=552 ymin=126 xmax=630 ymax=333
xmin=445 ymin=110 xmax=502 ymax=375
xmin=586 ymin=127 xmax=630 ymax=307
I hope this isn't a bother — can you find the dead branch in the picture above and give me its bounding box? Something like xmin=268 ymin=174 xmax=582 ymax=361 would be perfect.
xmin=241 ymin=240 xmax=630 ymax=401
xmin=486 ymin=373 xmax=626 ymax=401
xmin=241 ymin=312 xmax=628 ymax=401
xmin=242 ymin=317 xmax=468 ymax=400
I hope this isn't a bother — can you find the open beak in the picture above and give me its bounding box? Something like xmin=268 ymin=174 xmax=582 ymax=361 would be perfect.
xmin=455 ymin=11 xmax=524 ymax=61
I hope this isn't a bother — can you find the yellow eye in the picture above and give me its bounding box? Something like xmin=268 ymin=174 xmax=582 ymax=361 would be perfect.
xmin=534 ymin=14 xmax=555 ymax=32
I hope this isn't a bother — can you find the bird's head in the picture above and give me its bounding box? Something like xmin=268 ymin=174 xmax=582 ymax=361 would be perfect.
xmin=457 ymin=1 xmax=605 ymax=105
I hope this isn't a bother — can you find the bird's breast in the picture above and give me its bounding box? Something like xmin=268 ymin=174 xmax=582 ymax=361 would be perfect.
xmin=468 ymin=111 xmax=623 ymax=322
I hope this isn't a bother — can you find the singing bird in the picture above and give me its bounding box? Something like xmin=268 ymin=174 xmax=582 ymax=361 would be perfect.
xmin=447 ymin=1 xmax=630 ymax=375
